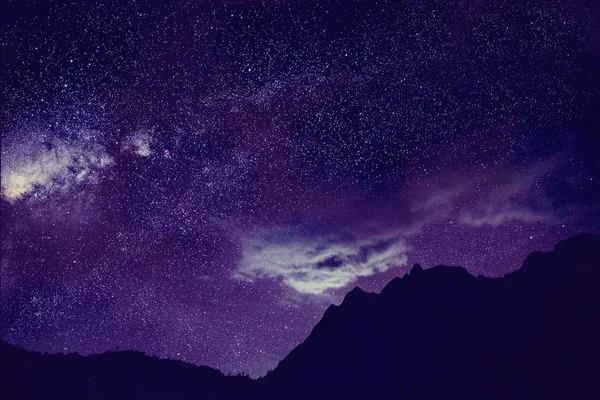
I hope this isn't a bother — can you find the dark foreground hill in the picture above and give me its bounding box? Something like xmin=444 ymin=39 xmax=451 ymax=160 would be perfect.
xmin=2 ymin=233 xmax=599 ymax=399
xmin=0 ymin=343 xmax=254 ymax=399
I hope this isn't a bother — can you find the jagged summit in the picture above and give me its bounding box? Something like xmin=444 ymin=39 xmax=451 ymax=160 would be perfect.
xmin=264 ymin=233 xmax=600 ymax=399
xmin=380 ymin=262 xmax=473 ymax=298
xmin=345 ymin=285 xmax=366 ymax=297
xmin=340 ymin=285 xmax=376 ymax=306
xmin=410 ymin=262 xmax=423 ymax=274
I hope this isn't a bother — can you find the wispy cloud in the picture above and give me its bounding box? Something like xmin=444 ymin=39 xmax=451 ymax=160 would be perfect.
xmin=234 ymin=228 xmax=407 ymax=295
xmin=458 ymin=159 xmax=559 ymax=227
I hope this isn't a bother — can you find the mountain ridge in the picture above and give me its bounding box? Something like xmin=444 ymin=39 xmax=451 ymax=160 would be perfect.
xmin=261 ymin=232 xmax=600 ymax=399
xmin=2 ymin=233 xmax=599 ymax=399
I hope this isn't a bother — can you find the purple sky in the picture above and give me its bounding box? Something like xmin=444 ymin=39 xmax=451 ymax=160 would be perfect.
xmin=2 ymin=0 xmax=599 ymax=377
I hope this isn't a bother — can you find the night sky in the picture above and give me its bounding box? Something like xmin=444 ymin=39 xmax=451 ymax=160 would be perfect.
xmin=1 ymin=0 xmax=599 ymax=377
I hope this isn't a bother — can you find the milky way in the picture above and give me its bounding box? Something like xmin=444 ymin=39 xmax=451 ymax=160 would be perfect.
xmin=2 ymin=0 xmax=599 ymax=377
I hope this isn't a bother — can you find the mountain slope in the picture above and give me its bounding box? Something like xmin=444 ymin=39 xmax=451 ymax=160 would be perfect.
xmin=0 ymin=342 xmax=253 ymax=399
xmin=261 ymin=233 xmax=600 ymax=399
xmin=2 ymin=233 xmax=599 ymax=399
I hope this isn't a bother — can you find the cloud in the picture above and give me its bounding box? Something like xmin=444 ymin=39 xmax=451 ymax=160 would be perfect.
xmin=1 ymin=135 xmax=114 ymax=203
xmin=234 ymin=228 xmax=407 ymax=295
xmin=232 ymin=158 xmax=569 ymax=298
xmin=121 ymin=130 xmax=154 ymax=157
xmin=457 ymin=159 xmax=559 ymax=227
xmin=459 ymin=207 xmax=549 ymax=227
xmin=402 ymin=157 xmax=565 ymax=229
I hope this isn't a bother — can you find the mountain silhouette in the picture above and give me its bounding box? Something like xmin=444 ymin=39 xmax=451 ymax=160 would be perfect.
xmin=2 ymin=233 xmax=599 ymax=399
xmin=0 ymin=342 xmax=254 ymax=399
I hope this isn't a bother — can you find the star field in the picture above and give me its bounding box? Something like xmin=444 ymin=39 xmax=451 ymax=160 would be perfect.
xmin=2 ymin=0 xmax=599 ymax=377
